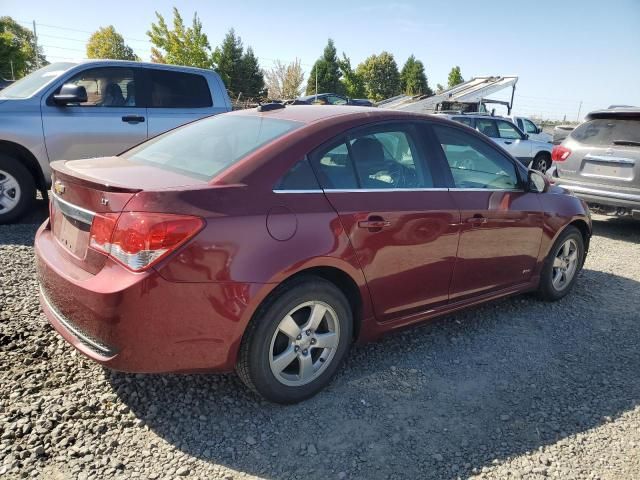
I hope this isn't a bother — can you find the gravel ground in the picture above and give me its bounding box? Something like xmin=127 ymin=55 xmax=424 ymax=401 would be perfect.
xmin=1 ymin=206 xmax=639 ymax=480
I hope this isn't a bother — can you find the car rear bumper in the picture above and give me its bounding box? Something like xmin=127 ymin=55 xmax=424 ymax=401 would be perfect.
xmin=35 ymin=220 xmax=261 ymax=374
xmin=551 ymin=177 xmax=640 ymax=211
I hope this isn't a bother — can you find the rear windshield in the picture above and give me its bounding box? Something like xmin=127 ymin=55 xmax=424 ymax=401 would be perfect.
xmin=123 ymin=114 xmax=302 ymax=179
xmin=570 ymin=118 xmax=640 ymax=146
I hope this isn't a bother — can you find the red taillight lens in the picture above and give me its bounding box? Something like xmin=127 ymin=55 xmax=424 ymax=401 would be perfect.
xmin=89 ymin=212 xmax=204 ymax=272
xmin=89 ymin=213 xmax=119 ymax=253
xmin=551 ymin=145 xmax=571 ymax=162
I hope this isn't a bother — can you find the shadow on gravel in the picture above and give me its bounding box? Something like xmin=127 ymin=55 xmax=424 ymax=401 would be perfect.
xmin=110 ymin=266 xmax=640 ymax=479
xmin=591 ymin=215 xmax=640 ymax=242
xmin=0 ymin=199 xmax=47 ymax=246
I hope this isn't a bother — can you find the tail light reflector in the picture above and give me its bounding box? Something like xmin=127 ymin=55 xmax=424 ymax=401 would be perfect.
xmin=551 ymin=145 xmax=571 ymax=162
xmin=89 ymin=212 xmax=204 ymax=272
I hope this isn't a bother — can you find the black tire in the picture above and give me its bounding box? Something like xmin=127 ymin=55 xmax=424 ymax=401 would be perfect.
xmin=531 ymin=152 xmax=551 ymax=174
xmin=537 ymin=226 xmax=584 ymax=301
xmin=0 ymin=154 xmax=36 ymax=224
xmin=237 ymin=276 xmax=353 ymax=404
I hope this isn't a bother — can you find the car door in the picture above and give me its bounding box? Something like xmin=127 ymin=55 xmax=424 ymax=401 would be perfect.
xmin=430 ymin=123 xmax=544 ymax=301
xmin=41 ymin=66 xmax=147 ymax=161
xmin=495 ymin=119 xmax=533 ymax=165
xmin=144 ymin=68 xmax=222 ymax=138
xmin=309 ymin=122 xmax=460 ymax=322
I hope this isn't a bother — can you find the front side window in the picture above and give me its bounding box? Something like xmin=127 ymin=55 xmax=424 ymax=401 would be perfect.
xmin=475 ymin=118 xmax=499 ymax=138
xmin=61 ymin=67 xmax=137 ymax=107
xmin=433 ymin=125 xmax=520 ymax=190
xmin=496 ymin=120 xmax=523 ymax=140
xmin=326 ymin=95 xmax=348 ymax=105
xmin=149 ymin=70 xmax=212 ymax=108
xmin=123 ymin=115 xmax=302 ymax=179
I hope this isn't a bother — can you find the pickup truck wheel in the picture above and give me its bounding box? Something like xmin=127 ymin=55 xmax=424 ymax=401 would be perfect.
xmin=0 ymin=154 xmax=36 ymax=224
xmin=532 ymin=152 xmax=551 ymax=174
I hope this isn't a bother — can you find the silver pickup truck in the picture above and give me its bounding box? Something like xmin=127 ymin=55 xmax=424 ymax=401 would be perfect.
xmin=0 ymin=60 xmax=231 ymax=223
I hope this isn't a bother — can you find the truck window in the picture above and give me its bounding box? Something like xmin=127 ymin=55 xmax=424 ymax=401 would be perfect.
xmin=452 ymin=117 xmax=473 ymax=127
xmin=149 ymin=70 xmax=213 ymax=108
xmin=61 ymin=67 xmax=137 ymax=107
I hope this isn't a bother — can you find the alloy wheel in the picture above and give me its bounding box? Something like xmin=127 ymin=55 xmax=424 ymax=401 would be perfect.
xmin=0 ymin=170 xmax=21 ymax=214
xmin=533 ymin=156 xmax=549 ymax=174
xmin=269 ymin=301 xmax=340 ymax=387
xmin=552 ymin=238 xmax=579 ymax=291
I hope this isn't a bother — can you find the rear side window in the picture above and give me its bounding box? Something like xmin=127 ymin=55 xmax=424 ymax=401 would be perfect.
xmin=275 ymin=158 xmax=320 ymax=190
xmin=570 ymin=118 xmax=640 ymax=146
xmin=433 ymin=124 xmax=519 ymax=190
xmin=310 ymin=124 xmax=434 ymax=190
xmin=149 ymin=70 xmax=212 ymax=108
xmin=452 ymin=117 xmax=473 ymax=127
xmin=123 ymin=115 xmax=302 ymax=179
xmin=475 ymin=118 xmax=499 ymax=138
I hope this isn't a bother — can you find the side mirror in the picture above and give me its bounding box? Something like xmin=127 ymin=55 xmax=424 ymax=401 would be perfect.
xmin=528 ymin=169 xmax=550 ymax=193
xmin=523 ymin=133 xmax=529 ymax=140
xmin=536 ymin=126 xmax=542 ymax=134
xmin=53 ymin=84 xmax=87 ymax=105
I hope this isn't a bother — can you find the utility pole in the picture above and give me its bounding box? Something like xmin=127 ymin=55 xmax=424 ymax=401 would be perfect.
xmin=315 ymin=68 xmax=318 ymax=101
xmin=576 ymin=100 xmax=583 ymax=122
xmin=10 ymin=61 xmax=15 ymax=80
xmin=33 ymin=21 xmax=40 ymax=69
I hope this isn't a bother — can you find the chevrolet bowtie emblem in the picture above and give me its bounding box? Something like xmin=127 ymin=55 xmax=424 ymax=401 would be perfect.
xmin=53 ymin=180 xmax=66 ymax=195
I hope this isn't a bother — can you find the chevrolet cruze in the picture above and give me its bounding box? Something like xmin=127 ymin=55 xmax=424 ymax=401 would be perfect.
xmin=36 ymin=105 xmax=591 ymax=403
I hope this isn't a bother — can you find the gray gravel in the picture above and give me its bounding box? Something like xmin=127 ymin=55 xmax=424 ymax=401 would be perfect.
xmin=1 ymin=207 xmax=639 ymax=480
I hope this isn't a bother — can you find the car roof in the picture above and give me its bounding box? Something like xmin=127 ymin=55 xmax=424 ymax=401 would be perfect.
xmin=59 ymin=59 xmax=218 ymax=75
xmin=229 ymin=104 xmax=430 ymax=125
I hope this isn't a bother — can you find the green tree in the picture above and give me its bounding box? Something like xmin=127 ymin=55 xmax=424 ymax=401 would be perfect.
xmin=213 ymin=29 xmax=263 ymax=99
xmin=147 ymin=7 xmax=213 ymax=68
xmin=338 ymin=53 xmax=366 ymax=98
xmin=0 ymin=16 xmax=47 ymax=79
xmin=356 ymin=51 xmax=401 ymax=101
xmin=305 ymin=39 xmax=343 ymax=95
xmin=264 ymin=59 xmax=304 ymax=99
xmin=86 ymin=26 xmax=138 ymax=61
xmin=239 ymin=47 xmax=264 ymax=99
xmin=447 ymin=66 xmax=464 ymax=88
xmin=400 ymin=54 xmax=431 ymax=96
xmin=436 ymin=83 xmax=445 ymax=93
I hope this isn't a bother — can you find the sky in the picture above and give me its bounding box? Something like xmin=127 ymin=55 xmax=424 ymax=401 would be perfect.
xmin=2 ymin=0 xmax=640 ymax=120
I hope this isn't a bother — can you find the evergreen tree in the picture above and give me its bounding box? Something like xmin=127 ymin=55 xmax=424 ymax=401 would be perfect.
xmin=447 ymin=66 xmax=464 ymax=88
xmin=400 ymin=55 xmax=431 ymax=96
xmin=305 ymin=39 xmax=343 ymax=95
xmin=239 ymin=47 xmax=264 ymax=99
xmin=338 ymin=53 xmax=366 ymax=98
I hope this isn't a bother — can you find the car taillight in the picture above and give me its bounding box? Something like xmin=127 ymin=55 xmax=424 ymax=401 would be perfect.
xmin=551 ymin=145 xmax=571 ymax=162
xmin=89 ymin=212 xmax=204 ymax=272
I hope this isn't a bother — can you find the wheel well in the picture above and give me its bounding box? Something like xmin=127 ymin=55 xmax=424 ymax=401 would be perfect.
xmin=279 ymin=267 xmax=363 ymax=341
xmin=569 ymin=219 xmax=591 ymax=260
xmin=0 ymin=141 xmax=47 ymax=193
xmin=535 ymin=151 xmax=551 ymax=160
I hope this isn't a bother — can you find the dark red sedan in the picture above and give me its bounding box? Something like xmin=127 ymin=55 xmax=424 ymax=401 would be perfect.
xmin=36 ymin=105 xmax=591 ymax=403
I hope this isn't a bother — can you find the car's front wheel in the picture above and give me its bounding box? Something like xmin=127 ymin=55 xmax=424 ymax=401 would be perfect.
xmin=531 ymin=152 xmax=551 ymax=174
xmin=237 ymin=276 xmax=353 ymax=404
xmin=537 ymin=226 xmax=585 ymax=301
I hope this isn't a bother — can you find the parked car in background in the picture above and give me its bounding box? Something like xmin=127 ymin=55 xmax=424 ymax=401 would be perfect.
xmin=36 ymin=105 xmax=591 ymax=404
xmin=441 ymin=113 xmax=554 ymax=172
xmin=548 ymin=107 xmax=640 ymax=219
xmin=0 ymin=60 xmax=231 ymax=223
xmin=505 ymin=115 xmax=552 ymax=143
xmin=296 ymin=93 xmax=374 ymax=107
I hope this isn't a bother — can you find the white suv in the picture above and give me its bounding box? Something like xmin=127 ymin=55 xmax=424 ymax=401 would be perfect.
xmin=439 ymin=114 xmax=553 ymax=173
xmin=506 ymin=115 xmax=552 ymax=143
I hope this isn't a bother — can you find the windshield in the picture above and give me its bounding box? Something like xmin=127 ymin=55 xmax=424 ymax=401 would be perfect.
xmin=0 ymin=63 xmax=76 ymax=99
xmin=123 ymin=114 xmax=303 ymax=179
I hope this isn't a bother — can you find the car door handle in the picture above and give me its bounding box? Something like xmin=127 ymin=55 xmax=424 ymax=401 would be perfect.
xmin=503 ymin=140 xmax=513 ymax=145
xmin=122 ymin=115 xmax=145 ymax=124
xmin=358 ymin=217 xmax=391 ymax=231
xmin=466 ymin=215 xmax=488 ymax=225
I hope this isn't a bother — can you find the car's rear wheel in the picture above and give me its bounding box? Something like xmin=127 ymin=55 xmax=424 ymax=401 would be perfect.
xmin=0 ymin=154 xmax=36 ymax=224
xmin=537 ymin=226 xmax=584 ymax=301
xmin=532 ymin=152 xmax=551 ymax=174
xmin=237 ymin=276 xmax=353 ymax=404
